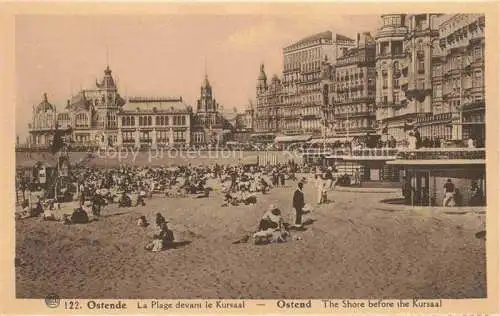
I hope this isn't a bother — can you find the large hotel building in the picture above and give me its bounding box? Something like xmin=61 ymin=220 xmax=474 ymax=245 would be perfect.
xmin=374 ymin=13 xmax=484 ymax=144
xmin=255 ymin=31 xmax=355 ymax=135
xmin=253 ymin=13 xmax=485 ymax=145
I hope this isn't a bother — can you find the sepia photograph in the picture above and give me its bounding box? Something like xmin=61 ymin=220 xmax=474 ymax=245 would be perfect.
xmin=6 ymin=4 xmax=494 ymax=309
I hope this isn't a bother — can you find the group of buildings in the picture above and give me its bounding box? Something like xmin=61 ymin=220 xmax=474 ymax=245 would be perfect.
xmin=20 ymin=13 xmax=486 ymax=206
xmin=26 ymin=13 xmax=485 ymax=150
xmin=27 ymin=66 xmax=253 ymax=149
xmin=254 ymin=13 xmax=485 ymax=146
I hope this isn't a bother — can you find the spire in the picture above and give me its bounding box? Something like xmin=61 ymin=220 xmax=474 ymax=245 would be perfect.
xmin=258 ymin=63 xmax=267 ymax=81
xmin=43 ymin=92 xmax=48 ymax=102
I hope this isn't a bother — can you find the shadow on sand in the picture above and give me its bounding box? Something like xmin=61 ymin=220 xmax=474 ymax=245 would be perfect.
xmin=380 ymin=198 xmax=406 ymax=205
xmin=171 ymin=240 xmax=192 ymax=249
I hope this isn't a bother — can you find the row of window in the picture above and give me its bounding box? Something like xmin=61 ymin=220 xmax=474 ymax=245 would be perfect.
xmin=337 ymin=118 xmax=375 ymax=129
xmin=121 ymin=115 xmax=188 ymax=127
xmin=122 ymin=131 xmax=187 ymax=142
xmin=335 ymin=104 xmax=374 ymax=115
xmin=284 ymin=47 xmax=323 ymax=70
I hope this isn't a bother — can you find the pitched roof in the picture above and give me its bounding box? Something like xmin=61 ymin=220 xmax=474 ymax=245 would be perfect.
xmin=122 ymin=97 xmax=192 ymax=113
xmin=67 ymin=92 xmax=90 ymax=111
xmin=336 ymin=34 xmax=355 ymax=42
xmin=289 ymin=31 xmax=333 ymax=47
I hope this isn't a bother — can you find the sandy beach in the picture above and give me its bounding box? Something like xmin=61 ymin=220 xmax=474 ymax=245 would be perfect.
xmin=15 ymin=183 xmax=486 ymax=299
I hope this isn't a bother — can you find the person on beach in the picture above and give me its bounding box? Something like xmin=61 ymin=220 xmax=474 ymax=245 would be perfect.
xmin=145 ymin=221 xmax=174 ymax=252
xmin=253 ymin=205 xmax=289 ymax=245
xmin=469 ymin=181 xmax=483 ymax=206
xmin=292 ymin=182 xmax=305 ymax=228
xmin=137 ymin=215 xmax=149 ymax=227
xmin=315 ymin=174 xmax=324 ymax=205
xmin=155 ymin=212 xmax=166 ymax=227
xmin=258 ymin=204 xmax=284 ymax=231
xmin=118 ymin=192 xmax=132 ymax=207
xmin=70 ymin=206 xmax=89 ymax=224
xmin=443 ymin=179 xmax=456 ymax=207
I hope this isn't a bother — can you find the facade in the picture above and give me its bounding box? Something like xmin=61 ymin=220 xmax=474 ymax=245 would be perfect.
xmin=117 ymin=97 xmax=192 ymax=149
xmin=29 ymin=66 xmax=126 ymax=147
xmin=29 ymin=93 xmax=58 ymax=146
xmin=332 ymin=32 xmax=377 ymax=138
xmin=255 ymin=31 xmax=355 ymax=136
xmin=375 ymin=13 xmax=485 ymax=145
xmin=426 ymin=14 xmax=485 ymax=144
xmin=27 ymin=67 xmax=240 ymax=149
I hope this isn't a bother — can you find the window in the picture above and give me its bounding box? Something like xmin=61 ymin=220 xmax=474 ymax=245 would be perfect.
xmin=382 ymin=74 xmax=388 ymax=89
xmin=418 ymin=58 xmax=425 ymax=73
xmin=393 ymin=93 xmax=400 ymax=103
xmin=473 ymin=70 xmax=483 ymax=88
xmin=157 ymin=131 xmax=169 ymax=142
xmin=75 ymin=113 xmax=88 ymax=128
xmin=122 ymin=131 xmax=134 ymax=143
xmin=140 ymin=131 xmax=151 ymax=142
xmin=474 ymin=46 xmax=482 ymax=59
xmin=173 ymin=131 xmax=185 ymax=142
xmin=433 ymin=83 xmax=442 ymax=98
xmin=393 ymin=79 xmax=400 ymax=89
xmin=417 ymin=79 xmax=425 ymax=90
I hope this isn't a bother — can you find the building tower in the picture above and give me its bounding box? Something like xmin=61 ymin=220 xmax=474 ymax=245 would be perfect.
xmin=375 ymin=14 xmax=408 ymax=140
xmin=405 ymin=14 xmax=442 ymax=115
xmin=255 ymin=64 xmax=268 ymax=132
xmin=196 ymin=73 xmax=220 ymax=128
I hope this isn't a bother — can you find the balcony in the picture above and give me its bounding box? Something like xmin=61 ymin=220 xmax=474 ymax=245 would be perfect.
xmin=323 ymin=148 xmax=399 ymax=161
xmin=334 ymin=111 xmax=375 ymax=118
xmin=377 ymin=52 xmax=406 ymax=60
xmin=396 ymin=148 xmax=485 ymax=161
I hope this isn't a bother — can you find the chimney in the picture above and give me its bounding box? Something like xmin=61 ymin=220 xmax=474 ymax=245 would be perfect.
xmin=356 ymin=33 xmax=360 ymax=47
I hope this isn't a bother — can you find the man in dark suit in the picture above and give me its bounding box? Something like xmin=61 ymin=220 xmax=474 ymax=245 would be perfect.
xmin=293 ymin=182 xmax=305 ymax=227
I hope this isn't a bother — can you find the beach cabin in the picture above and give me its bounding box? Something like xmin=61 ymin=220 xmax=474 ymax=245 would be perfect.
xmin=387 ymin=148 xmax=486 ymax=206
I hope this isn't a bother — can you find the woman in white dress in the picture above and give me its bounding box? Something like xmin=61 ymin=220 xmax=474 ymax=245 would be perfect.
xmin=315 ymin=174 xmax=324 ymax=204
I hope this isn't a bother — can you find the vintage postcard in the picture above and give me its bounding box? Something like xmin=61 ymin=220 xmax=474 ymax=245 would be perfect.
xmin=0 ymin=1 xmax=498 ymax=314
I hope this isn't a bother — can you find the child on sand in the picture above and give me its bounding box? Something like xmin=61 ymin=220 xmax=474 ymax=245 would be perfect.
xmin=137 ymin=215 xmax=149 ymax=227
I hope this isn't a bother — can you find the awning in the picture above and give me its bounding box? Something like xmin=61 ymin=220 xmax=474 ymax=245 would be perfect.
xmin=309 ymin=137 xmax=353 ymax=144
xmin=250 ymin=133 xmax=275 ymax=138
xmin=387 ymin=159 xmax=485 ymax=166
xmin=275 ymin=135 xmax=312 ymax=143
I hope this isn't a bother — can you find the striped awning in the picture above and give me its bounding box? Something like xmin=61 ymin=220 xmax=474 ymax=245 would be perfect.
xmin=309 ymin=137 xmax=353 ymax=144
xmin=275 ymin=135 xmax=312 ymax=143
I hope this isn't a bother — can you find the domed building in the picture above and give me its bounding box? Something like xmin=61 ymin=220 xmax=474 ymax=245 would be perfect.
xmin=28 ymin=66 xmax=126 ymax=147
xmin=29 ymin=93 xmax=58 ymax=146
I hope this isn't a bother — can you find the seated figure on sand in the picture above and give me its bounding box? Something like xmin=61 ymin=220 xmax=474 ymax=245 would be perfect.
xmin=145 ymin=218 xmax=174 ymax=252
xmin=137 ymin=215 xmax=149 ymax=227
xmin=70 ymin=205 xmax=90 ymax=224
xmin=253 ymin=205 xmax=290 ymax=245
xmin=118 ymin=192 xmax=132 ymax=207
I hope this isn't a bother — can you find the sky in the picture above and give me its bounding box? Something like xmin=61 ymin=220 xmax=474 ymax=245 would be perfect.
xmin=15 ymin=13 xmax=380 ymax=140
